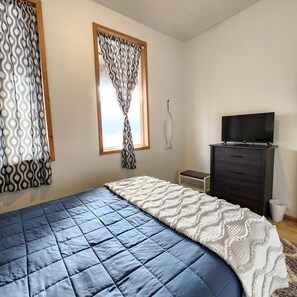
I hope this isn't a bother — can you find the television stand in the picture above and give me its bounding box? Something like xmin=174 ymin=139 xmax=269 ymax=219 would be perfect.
xmin=210 ymin=143 xmax=277 ymax=217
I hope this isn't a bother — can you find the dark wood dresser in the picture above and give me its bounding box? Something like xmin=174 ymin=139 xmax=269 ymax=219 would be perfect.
xmin=210 ymin=143 xmax=276 ymax=217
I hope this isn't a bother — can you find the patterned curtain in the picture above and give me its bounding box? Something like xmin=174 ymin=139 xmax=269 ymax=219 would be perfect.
xmin=0 ymin=0 xmax=52 ymax=193
xmin=98 ymin=32 xmax=142 ymax=169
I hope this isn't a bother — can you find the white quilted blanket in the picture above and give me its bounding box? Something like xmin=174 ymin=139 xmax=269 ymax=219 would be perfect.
xmin=106 ymin=176 xmax=288 ymax=297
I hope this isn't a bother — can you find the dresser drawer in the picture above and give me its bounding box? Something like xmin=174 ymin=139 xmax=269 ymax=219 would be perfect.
xmin=214 ymin=162 xmax=262 ymax=184
xmin=212 ymin=186 xmax=261 ymax=214
xmin=214 ymin=147 xmax=262 ymax=182
xmin=214 ymin=147 xmax=262 ymax=167
xmin=212 ymin=177 xmax=261 ymax=202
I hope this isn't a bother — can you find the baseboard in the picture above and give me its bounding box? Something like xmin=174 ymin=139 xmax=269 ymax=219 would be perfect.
xmin=284 ymin=214 xmax=297 ymax=222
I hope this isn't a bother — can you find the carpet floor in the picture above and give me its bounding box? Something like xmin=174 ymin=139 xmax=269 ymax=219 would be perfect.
xmin=272 ymin=238 xmax=297 ymax=297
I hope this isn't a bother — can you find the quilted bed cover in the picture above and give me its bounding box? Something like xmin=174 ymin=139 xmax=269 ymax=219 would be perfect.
xmin=106 ymin=176 xmax=288 ymax=297
xmin=0 ymin=186 xmax=242 ymax=297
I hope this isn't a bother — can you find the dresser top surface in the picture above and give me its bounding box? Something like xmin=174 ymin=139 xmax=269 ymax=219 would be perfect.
xmin=210 ymin=143 xmax=277 ymax=150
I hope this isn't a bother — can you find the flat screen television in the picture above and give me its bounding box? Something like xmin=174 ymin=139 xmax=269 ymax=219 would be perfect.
xmin=222 ymin=112 xmax=275 ymax=144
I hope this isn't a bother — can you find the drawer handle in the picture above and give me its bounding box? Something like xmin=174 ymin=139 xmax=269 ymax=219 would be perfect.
xmin=231 ymin=171 xmax=243 ymax=175
xmin=230 ymin=154 xmax=243 ymax=158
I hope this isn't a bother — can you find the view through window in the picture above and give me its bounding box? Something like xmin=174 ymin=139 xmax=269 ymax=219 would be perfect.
xmin=93 ymin=23 xmax=149 ymax=155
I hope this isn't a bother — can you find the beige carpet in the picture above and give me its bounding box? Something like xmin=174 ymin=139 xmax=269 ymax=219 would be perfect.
xmin=272 ymin=238 xmax=297 ymax=297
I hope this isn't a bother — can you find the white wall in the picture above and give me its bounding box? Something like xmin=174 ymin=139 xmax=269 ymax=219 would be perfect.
xmin=184 ymin=0 xmax=297 ymax=216
xmin=0 ymin=0 xmax=185 ymax=213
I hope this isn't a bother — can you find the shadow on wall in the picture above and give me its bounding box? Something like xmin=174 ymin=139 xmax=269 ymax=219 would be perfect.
xmin=273 ymin=148 xmax=297 ymax=216
xmin=273 ymin=114 xmax=297 ymax=217
xmin=0 ymin=186 xmax=51 ymax=213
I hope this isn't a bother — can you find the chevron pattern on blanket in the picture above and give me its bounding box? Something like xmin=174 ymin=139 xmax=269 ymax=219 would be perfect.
xmin=273 ymin=238 xmax=297 ymax=297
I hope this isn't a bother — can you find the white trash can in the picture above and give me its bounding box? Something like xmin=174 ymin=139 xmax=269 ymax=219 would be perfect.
xmin=269 ymin=199 xmax=287 ymax=222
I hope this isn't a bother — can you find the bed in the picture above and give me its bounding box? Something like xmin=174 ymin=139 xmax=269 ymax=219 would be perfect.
xmin=0 ymin=176 xmax=287 ymax=297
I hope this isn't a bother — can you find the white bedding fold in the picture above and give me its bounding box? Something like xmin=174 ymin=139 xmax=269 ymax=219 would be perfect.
xmin=106 ymin=176 xmax=288 ymax=297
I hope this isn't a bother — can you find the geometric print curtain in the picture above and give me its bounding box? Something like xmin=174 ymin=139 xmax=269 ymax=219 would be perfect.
xmin=0 ymin=0 xmax=52 ymax=193
xmin=98 ymin=32 xmax=142 ymax=169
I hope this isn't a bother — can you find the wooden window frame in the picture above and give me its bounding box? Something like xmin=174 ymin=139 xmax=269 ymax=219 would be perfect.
xmin=93 ymin=23 xmax=150 ymax=155
xmin=27 ymin=0 xmax=55 ymax=160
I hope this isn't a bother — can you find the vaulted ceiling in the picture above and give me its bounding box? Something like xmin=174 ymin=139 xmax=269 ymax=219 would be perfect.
xmin=93 ymin=0 xmax=260 ymax=42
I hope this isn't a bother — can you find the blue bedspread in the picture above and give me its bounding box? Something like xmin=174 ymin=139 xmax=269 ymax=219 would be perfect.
xmin=0 ymin=187 xmax=242 ymax=297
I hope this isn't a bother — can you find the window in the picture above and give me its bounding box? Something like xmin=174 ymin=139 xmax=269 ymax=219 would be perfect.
xmin=93 ymin=23 xmax=149 ymax=155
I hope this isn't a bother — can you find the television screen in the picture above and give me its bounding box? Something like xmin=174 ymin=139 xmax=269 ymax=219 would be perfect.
xmin=222 ymin=112 xmax=274 ymax=143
